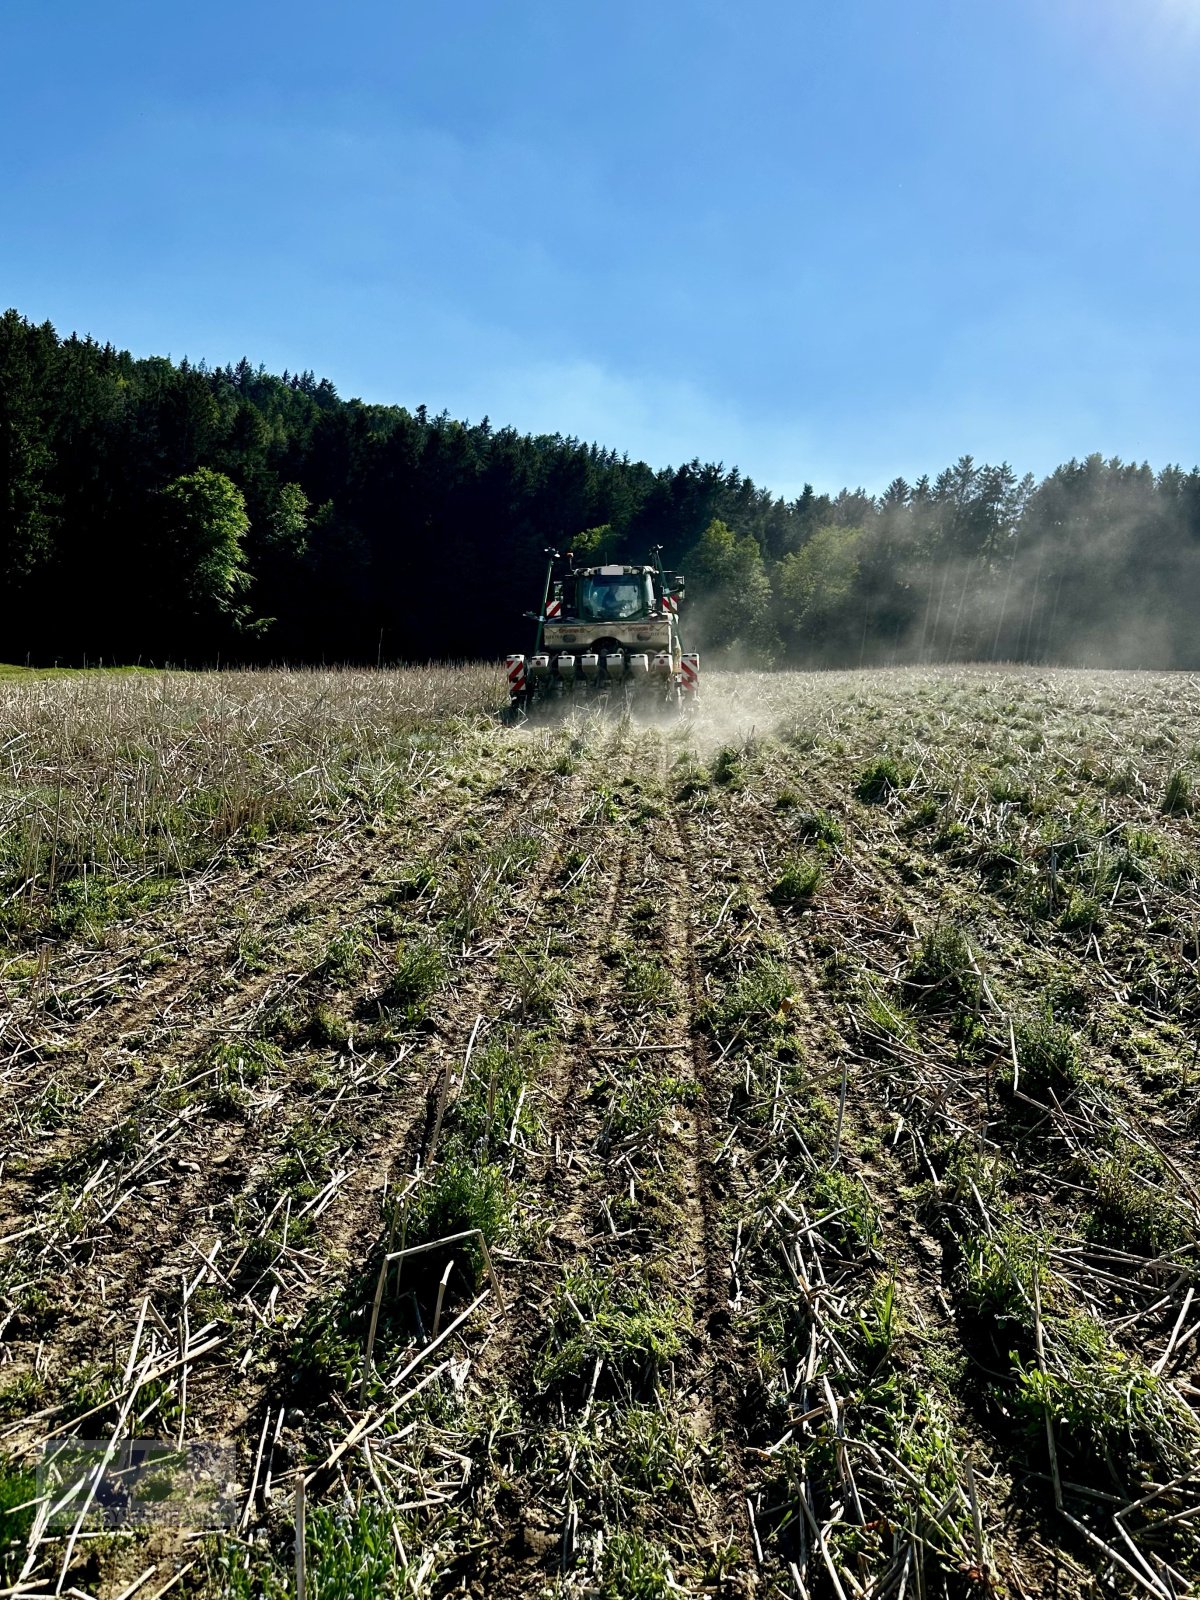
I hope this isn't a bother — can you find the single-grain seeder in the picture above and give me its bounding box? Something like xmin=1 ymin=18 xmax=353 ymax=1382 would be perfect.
xmin=505 ymin=545 xmax=699 ymax=720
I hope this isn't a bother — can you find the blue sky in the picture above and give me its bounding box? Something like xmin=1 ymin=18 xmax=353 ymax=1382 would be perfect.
xmin=3 ymin=0 xmax=1197 ymax=496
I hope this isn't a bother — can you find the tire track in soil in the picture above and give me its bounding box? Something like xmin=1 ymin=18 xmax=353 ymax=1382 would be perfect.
xmin=678 ymin=793 xmax=985 ymax=1568
xmin=723 ymin=786 xmax=981 ymax=1292
xmin=666 ymin=804 xmax=758 ymax=1597
xmin=503 ymin=802 xmax=749 ymax=1592
xmin=228 ymin=742 xmax=659 ymax=1580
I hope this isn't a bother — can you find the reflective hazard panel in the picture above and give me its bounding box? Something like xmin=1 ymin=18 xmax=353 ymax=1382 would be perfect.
xmin=505 ymin=654 xmax=527 ymax=696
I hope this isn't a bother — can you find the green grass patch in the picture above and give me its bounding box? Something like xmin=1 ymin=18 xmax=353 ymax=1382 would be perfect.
xmin=0 ymin=1371 xmax=45 ymax=1424
xmin=808 ymin=1168 xmax=882 ymax=1250
xmin=1015 ymin=1314 xmax=1198 ymax=1477
xmin=379 ymin=938 xmax=445 ymax=1017
xmin=793 ymin=807 xmax=844 ymax=845
xmin=616 ymin=946 xmax=674 ymax=1010
xmin=0 ymin=1456 xmax=38 ymax=1583
xmin=1162 ymin=768 xmax=1193 ymax=815
xmin=450 ymin=1031 xmax=544 ymax=1158
xmin=499 ymin=949 xmax=570 ymax=1020
xmin=203 ymin=1037 xmax=284 ymax=1116
xmin=955 ymin=1218 xmax=1049 ymax=1349
xmin=318 ymin=928 xmax=368 ymax=985
xmin=710 ymin=746 xmax=745 ymax=788
xmin=406 ymin=1156 xmax=510 ymax=1266
xmin=702 ymin=956 xmax=795 ymax=1047
xmin=1011 ymin=1006 xmax=1083 ymax=1101
xmin=209 ymin=1492 xmax=422 ymax=1598
xmin=859 ymin=978 xmax=916 ymax=1046
xmin=387 ymin=857 xmax=440 ymax=903
xmin=0 ymin=869 xmax=177 ymax=946
xmin=599 ymin=1530 xmax=675 ymax=1599
xmin=538 ymin=1264 xmax=684 ymax=1396
xmin=1084 ymin=1155 xmax=1192 ymax=1257
xmin=771 ymin=852 xmax=822 ymax=906
xmin=906 ymin=922 xmax=981 ymax=1011
xmin=597 ymin=1057 xmax=699 ymax=1151
xmin=1058 ymin=889 xmax=1101 ymax=933
xmin=553 ymin=1401 xmax=698 ymax=1522
xmin=855 ymin=756 xmax=913 ymax=802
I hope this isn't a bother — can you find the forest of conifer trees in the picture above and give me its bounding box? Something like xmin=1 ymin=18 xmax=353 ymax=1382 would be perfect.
xmin=3 ymin=308 xmax=1199 ymax=669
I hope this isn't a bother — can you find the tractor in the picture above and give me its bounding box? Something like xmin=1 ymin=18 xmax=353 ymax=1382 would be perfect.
xmin=505 ymin=545 xmax=699 ymax=717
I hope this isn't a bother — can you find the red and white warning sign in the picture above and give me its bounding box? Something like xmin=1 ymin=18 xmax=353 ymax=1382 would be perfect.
xmin=505 ymin=654 xmax=527 ymax=696
xmin=680 ymin=653 xmax=700 ymax=692
xmin=545 ymin=597 xmax=562 ymax=618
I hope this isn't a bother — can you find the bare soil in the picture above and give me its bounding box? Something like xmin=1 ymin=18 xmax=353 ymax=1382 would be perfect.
xmin=3 ymin=665 xmax=1199 ymax=1599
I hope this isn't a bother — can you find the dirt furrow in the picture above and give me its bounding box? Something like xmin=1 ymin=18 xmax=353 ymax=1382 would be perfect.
xmin=669 ymin=806 xmax=760 ymax=1595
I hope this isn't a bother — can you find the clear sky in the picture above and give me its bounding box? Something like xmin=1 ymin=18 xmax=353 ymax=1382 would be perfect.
xmin=3 ymin=0 xmax=1197 ymax=497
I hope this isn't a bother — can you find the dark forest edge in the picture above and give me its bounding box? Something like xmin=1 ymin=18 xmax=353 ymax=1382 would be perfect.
xmin=3 ymin=308 xmax=1199 ymax=669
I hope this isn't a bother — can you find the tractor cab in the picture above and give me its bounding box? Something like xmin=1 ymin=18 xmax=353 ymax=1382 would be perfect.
xmin=575 ymin=567 xmax=656 ymax=622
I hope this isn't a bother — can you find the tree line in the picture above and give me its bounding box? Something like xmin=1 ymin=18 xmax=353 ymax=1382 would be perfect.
xmin=3 ymin=308 xmax=1199 ymax=669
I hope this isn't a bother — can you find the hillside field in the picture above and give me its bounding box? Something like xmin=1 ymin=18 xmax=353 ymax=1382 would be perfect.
xmin=1 ymin=665 xmax=1199 ymax=1599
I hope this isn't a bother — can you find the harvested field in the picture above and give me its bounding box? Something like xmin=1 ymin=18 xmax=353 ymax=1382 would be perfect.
xmin=2 ymin=663 xmax=1200 ymax=1598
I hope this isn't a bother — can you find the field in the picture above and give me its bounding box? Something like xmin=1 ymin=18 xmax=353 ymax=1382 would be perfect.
xmin=2 ymin=664 xmax=1199 ymax=1599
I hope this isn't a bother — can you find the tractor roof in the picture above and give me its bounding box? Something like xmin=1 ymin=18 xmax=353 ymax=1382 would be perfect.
xmin=576 ymin=564 xmax=654 ymax=577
